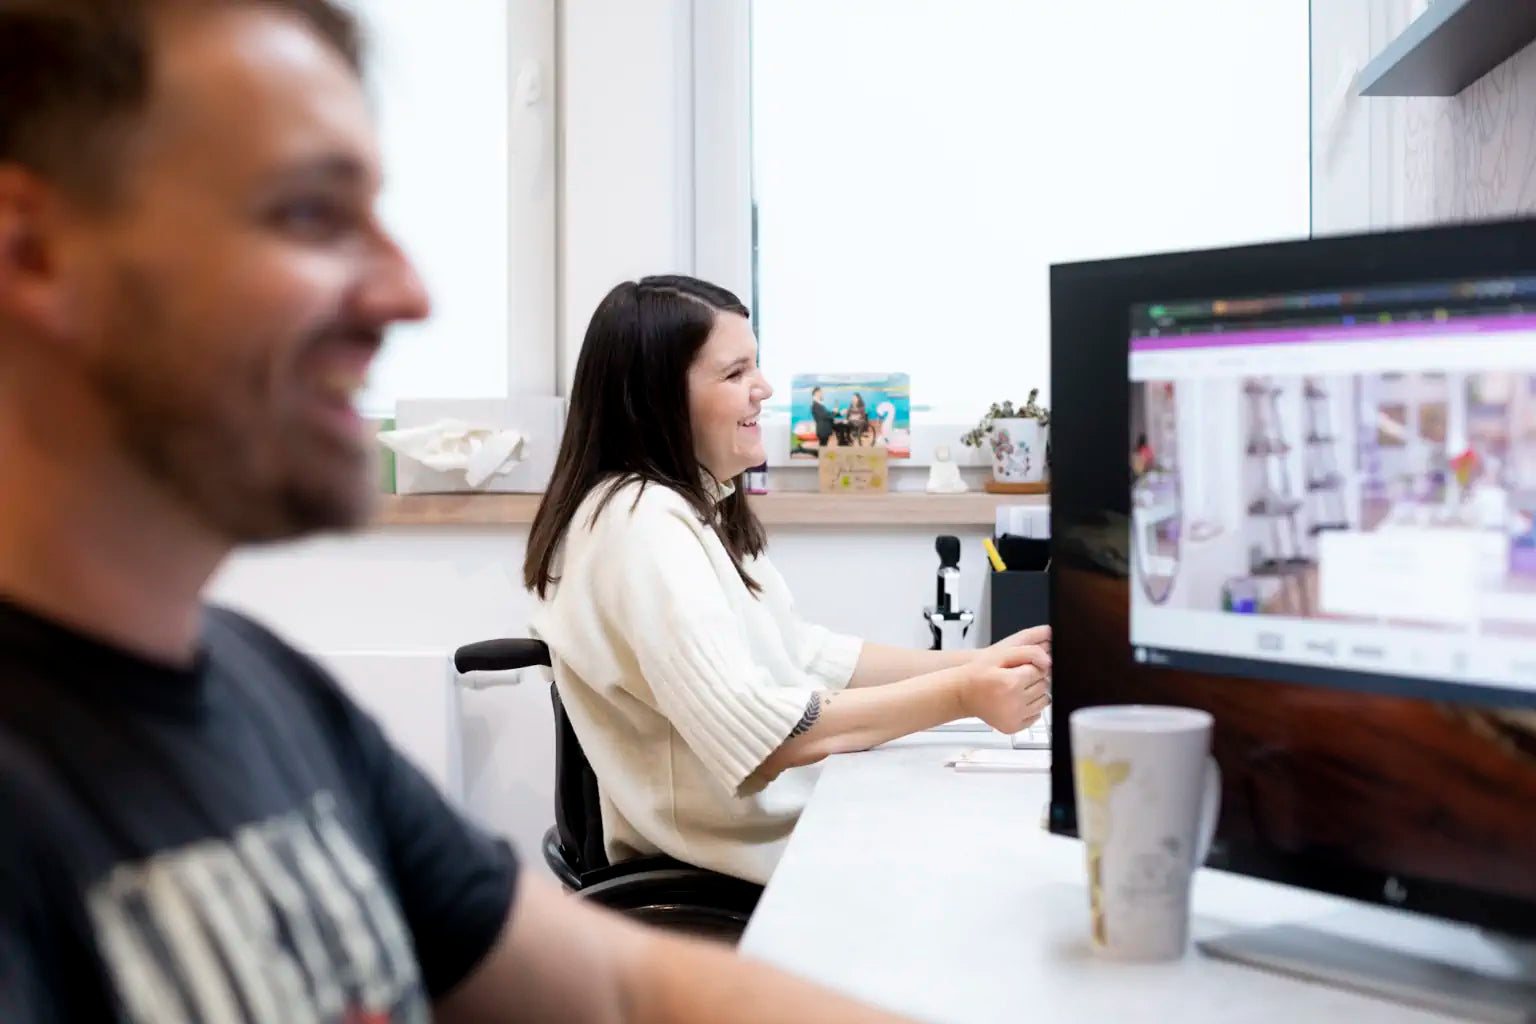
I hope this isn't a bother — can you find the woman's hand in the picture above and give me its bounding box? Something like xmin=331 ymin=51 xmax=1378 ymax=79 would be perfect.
xmin=959 ymin=645 xmax=1052 ymax=734
xmin=843 ymin=624 xmax=1051 ymax=690
xmin=984 ymin=624 xmax=1051 ymax=658
xmin=972 ymin=624 xmax=1051 ymax=674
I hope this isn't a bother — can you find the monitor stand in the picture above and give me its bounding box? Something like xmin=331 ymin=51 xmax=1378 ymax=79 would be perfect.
xmin=1199 ymin=922 xmax=1536 ymax=1023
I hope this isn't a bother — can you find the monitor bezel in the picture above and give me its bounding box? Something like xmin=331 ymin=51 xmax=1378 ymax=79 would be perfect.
xmin=1047 ymin=215 xmax=1536 ymax=940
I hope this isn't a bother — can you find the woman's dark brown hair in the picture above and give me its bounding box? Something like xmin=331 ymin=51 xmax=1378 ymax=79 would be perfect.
xmin=523 ymin=274 xmax=768 ymax=598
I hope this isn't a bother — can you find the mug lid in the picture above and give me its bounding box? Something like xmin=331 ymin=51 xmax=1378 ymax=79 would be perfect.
xmin=1068 ymin=704 xmax=1213 ymax=733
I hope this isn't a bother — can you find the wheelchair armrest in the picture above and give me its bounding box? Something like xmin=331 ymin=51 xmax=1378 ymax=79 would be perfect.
xmin=453 ymin=638 xmax=551 ymax=674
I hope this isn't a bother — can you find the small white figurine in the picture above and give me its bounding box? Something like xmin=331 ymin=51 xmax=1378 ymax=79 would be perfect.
xmin=926 ymin=444 xmax=969 ymax=494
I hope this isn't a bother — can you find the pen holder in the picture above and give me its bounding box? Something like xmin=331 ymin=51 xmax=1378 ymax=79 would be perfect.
xmin=987 ymin=535 xmax=1050 ymax=642
xmin=996 ymin=534 xmax=1049 ymax=572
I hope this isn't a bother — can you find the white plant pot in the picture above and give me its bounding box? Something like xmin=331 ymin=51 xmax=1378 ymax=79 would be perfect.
xmin=988 ymin=417 xmax=1048 ymax=484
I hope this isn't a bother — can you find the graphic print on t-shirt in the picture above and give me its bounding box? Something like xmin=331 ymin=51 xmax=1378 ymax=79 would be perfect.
xmin=84 ymin=791 xmax=427 ymax=1024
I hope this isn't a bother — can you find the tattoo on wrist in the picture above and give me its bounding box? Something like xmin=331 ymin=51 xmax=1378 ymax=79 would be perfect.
xmin=789 ymin=692 xmax=827 ymax=738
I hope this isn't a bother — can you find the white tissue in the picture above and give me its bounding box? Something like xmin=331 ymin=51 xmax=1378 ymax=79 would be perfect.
xmin=378 ymin=418 xmax=526 ymax=489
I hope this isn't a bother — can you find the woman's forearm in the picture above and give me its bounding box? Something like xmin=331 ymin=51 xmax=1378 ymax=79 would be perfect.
xmin=750 ymin=667 xmax=970 ymax=785
xmin=845 ymin=641 xmax=973 ymax=688
xmin=845 ymin=625 xmax=1051 ymax=688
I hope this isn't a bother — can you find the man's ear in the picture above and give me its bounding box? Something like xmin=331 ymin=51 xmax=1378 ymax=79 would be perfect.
xmin=0 ymin=165 xmax=78 ymax=342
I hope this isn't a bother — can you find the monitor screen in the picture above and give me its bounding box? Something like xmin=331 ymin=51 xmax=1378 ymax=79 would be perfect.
xmin=1128 ymin=277 xmax=1536 ymax=704
xmin=1048 ymin=219 xmax=1536 ymax=939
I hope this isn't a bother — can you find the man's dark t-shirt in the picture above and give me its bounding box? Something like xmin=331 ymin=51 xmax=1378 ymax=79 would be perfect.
xmin=0 ymin=600 xmax=518 ymax=1022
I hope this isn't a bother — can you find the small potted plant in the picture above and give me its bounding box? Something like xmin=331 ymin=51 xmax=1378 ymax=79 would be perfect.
xmin=961 ymin=389 xmax=1050 ymax=486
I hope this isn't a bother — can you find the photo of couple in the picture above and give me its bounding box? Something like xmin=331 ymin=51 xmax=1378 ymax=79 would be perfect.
xmin=789 ymin=372 xmax=911 ymax=459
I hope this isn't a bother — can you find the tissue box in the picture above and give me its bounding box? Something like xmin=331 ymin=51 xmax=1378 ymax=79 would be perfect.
xmin=390 ymin=397 xmax=564 ymax=494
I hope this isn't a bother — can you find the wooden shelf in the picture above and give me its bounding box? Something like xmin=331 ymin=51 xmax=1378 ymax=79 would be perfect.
xmin=376 ymin=493 xmax=543 ymax=526
xmin=373 ymin=490 xmax=1045 ymax=528
xmin=1357 ymin=0 xmax=1536 ymax=97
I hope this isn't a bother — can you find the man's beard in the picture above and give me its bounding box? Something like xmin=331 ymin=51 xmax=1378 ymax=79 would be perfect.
xmin=87 ymin=269 xmax=376 ymax=544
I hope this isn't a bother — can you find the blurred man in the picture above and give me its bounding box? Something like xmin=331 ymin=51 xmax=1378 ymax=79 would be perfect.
xmin=0 ymin=2 xmax=912 ymax=1020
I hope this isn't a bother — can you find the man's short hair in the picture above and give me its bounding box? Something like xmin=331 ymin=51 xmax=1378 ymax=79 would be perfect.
xmin=0 ymin=0 xmax=363 ymax=202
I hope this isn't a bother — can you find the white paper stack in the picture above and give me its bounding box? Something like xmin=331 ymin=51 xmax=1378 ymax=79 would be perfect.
xmin=945 ymin=748 xmax=1051 ymax=774
xmin=994 ymin=504 xmax=1051 ymax=539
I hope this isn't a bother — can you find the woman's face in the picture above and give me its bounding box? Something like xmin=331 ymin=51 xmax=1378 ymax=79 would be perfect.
xmin=687 ymin=313 xmax=772 ymax=481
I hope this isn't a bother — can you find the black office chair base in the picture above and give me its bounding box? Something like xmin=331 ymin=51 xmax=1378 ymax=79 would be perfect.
xmin=610 ymin=906 xmax=749 ymax=944
xmin=542 ymin=827 xmax=762 ymax=942
xmin=582 ymin=869 xmax=760 ymax=943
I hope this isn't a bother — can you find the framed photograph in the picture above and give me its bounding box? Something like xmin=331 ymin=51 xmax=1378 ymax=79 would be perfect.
xmin=789 ymin=372 xmax=911 ymax=460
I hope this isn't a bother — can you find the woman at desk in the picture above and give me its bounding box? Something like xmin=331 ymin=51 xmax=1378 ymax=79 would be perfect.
xmin=525 ymin=275 xmax=1051 ymax=886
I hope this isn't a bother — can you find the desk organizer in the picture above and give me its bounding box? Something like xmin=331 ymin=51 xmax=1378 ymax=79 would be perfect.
xmin=988 ymin=534 xmax=1050 ymax=640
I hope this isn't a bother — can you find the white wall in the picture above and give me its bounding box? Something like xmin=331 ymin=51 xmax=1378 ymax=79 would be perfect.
xmin=1312 ymin=0 xmax=1536 ymax=235
xmin=213 ymin=527 xmax=997 ymax=660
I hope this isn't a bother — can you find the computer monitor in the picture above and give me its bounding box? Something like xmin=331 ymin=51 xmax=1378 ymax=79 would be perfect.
xmin=1048 ymin=217 xmax=1536 ymax=1013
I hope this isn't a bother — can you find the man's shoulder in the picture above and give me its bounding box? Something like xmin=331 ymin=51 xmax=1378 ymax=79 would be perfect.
xmin=203 ymin=605 xmax=313 ymax=673
xmin=200 ymin=606 xmax=350 ymax=709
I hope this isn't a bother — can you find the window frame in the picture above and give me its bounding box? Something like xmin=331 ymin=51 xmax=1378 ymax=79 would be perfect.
xmin=506 ymin=0 xmax=560 ymax=398
xmin=354 ymin=0 xmax=559 ymax=416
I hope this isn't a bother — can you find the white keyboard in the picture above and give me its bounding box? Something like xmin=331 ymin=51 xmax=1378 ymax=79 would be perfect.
xmin=927 ymin=708 xmax=1052 ymax=750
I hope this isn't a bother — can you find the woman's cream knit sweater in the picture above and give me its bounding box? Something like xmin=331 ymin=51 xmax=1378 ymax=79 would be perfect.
xmin=530 ymin=477 xmax=862 ymax=885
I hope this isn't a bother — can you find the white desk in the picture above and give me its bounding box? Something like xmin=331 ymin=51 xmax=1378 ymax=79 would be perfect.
xmin=741 ymin=734 xmax=1485 ymax=1024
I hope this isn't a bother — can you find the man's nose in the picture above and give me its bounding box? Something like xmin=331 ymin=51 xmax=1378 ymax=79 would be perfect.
xmin=359 ymin=229 xmax=432 ymax=326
